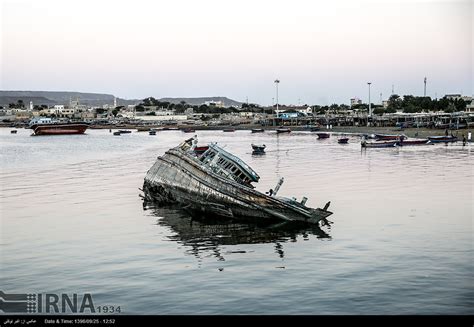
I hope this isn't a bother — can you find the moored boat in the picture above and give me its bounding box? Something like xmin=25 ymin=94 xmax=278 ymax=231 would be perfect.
xmin=113 ymin=131 xmax=121 ymax=136
xmin=251 ymin=128 xmax=265 ymax=133
xmin=119 ymin=130 xmax=132 ymax=134
xmin=10 ymin=130 xmax=17 ymax=134
xmin=276 ymin=128 xmax=291 ymax=134
xmin=361 ymin=140 xmax=398 ymax=148
xmin=316 ymin=133 xmax=330 ymax=139
xmin=223 ymin=128 xmax=235 ymax=132
xmin=338 ymin=137 xmax=349 ymax=144
xmin=182 ymin=128 xmax=196 ymax=133
xmin=398 ymin=139 xmax=430 ymax=146
xmin=427 ymin=135 xmax=458 ymax=143
xmin=29 ymin=117 xmax=89 ymax=136
xmin=375 ymin=134 xmax=406 ymax=141
xmin=251 ymin=144 xmax=266 ymax=154
xmin=143 ymin=137 xmax=333 ymax=226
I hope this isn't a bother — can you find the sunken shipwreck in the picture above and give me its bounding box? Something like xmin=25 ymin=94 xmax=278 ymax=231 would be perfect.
xmin=142 ymin=137 xmax=333 ymax=226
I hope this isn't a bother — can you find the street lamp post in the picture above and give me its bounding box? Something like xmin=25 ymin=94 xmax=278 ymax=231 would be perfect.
xmin=274 ymin=79 xmax=280 ymax=126
xmin=367 ymin=82 xmax=372 ymax=126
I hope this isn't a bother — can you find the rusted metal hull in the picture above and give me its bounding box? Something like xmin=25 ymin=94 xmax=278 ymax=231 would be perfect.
xmin=31 ymin=123 xmax=88 ymax=136
xmin=143 ymin=148 xmax=333 ymax=225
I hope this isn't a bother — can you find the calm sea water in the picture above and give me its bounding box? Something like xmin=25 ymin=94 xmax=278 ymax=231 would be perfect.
xmin=0 ymin=128 xmax=472 ymax=314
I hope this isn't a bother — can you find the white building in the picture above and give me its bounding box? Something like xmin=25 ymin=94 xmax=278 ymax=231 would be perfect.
xmin=47 ymin=106 xmax=75 ymax=116
xmin=204 ymin=101 xmax=225 ymax=108
xmin=350 ymin=98 xmax=362 ymax=107
xmin=297 ymin=106 xmax=313 ymax=115
xmin=465 ymin=102 xmax=474 ymax=113
xmin=135 ymin=115 xmax=187 ymax=121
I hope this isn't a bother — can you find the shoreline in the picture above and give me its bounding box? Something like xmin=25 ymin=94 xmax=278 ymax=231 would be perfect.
xmin=3 ymin=124 xmax=472 ymax=139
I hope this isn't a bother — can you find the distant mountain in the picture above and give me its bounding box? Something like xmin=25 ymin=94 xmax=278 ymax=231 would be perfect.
xmin=0 ymin=91 xmax=140 ymax=107
xmin=158 ymin=97 xmax=242 ymax=107
xmin=0 ymin=96 xmax=55 ymax=106
xmin=0 ymin=91 xmax=242 ymax=108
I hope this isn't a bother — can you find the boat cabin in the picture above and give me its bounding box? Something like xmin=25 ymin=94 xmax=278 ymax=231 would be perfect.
xmin=198 ymin=143 xmax=260 ymax=187
xmin=28 ymin=117 xmax=55 ymax=127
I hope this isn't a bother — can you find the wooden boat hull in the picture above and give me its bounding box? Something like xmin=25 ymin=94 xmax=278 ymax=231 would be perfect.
xmin=276 ymin=129 xmax=291 ymax=134
xmin=251 ymin=129 xmax=265 ymax=133
xmin=361 ymin=141 xmax=398 ymax=148
xmin=143 ymin=148 xmax=332 ymax=225
xmin=427 ymin=136 xmax=458 ymax=143
xmin=31 ymin=123 xmax=88 ymax=136
xmin=375 ymin=134 xmax=402 ymax=140
xmin=338 ymin=138 xmax=349 ymax=144
xmin=316 ymin=133 xmax=330 ymax=139
xmin=398 ymin=139 xmax=430 ymax=146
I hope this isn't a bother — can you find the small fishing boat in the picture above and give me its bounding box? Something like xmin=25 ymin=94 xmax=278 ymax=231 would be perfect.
xmin=251 ymin=128 xmax=265 ymax=133
xmin=375 ymin=134 xmax=405 ymax=141
xmin=119 ymin=130 xmax=132 ymax=134
xmin=113 ymin=131 xmax=121 ymax=136
xmin=398 ymin=139 xmax=430 ymax=146
xmin=276 ymin=128 xmax=291 ymax=134
xmin=361 ymin=140 xmax=398 ymax=148
xmin=251 ymin=144 xmax=266 ymax=154
xmin=338 ymin=137 xmax=349 ymax=144
xmin=316 ymin=133 xmax=330 ymax=139
xmin=427 ymin=135 xmax=458 ymax=143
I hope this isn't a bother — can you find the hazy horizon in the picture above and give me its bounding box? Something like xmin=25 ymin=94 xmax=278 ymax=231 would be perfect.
xmin=1 ymin=0 xmax=472 ymax=106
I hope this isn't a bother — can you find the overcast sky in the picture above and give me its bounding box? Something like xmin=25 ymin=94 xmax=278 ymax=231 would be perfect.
xmin=1 ymin=0 xmax=472 ymax=105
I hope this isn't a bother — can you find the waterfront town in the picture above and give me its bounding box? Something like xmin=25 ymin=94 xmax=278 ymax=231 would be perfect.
xmin=1 ymin=92 xmax=473 ymax=135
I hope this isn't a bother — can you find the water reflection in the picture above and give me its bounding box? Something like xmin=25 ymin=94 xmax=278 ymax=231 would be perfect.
xmin=145 ymin=205 xmax=330 ymax=261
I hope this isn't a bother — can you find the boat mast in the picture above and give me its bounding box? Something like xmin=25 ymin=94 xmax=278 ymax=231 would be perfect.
xmin=272 ymin=177 xmax=284 ymax=196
